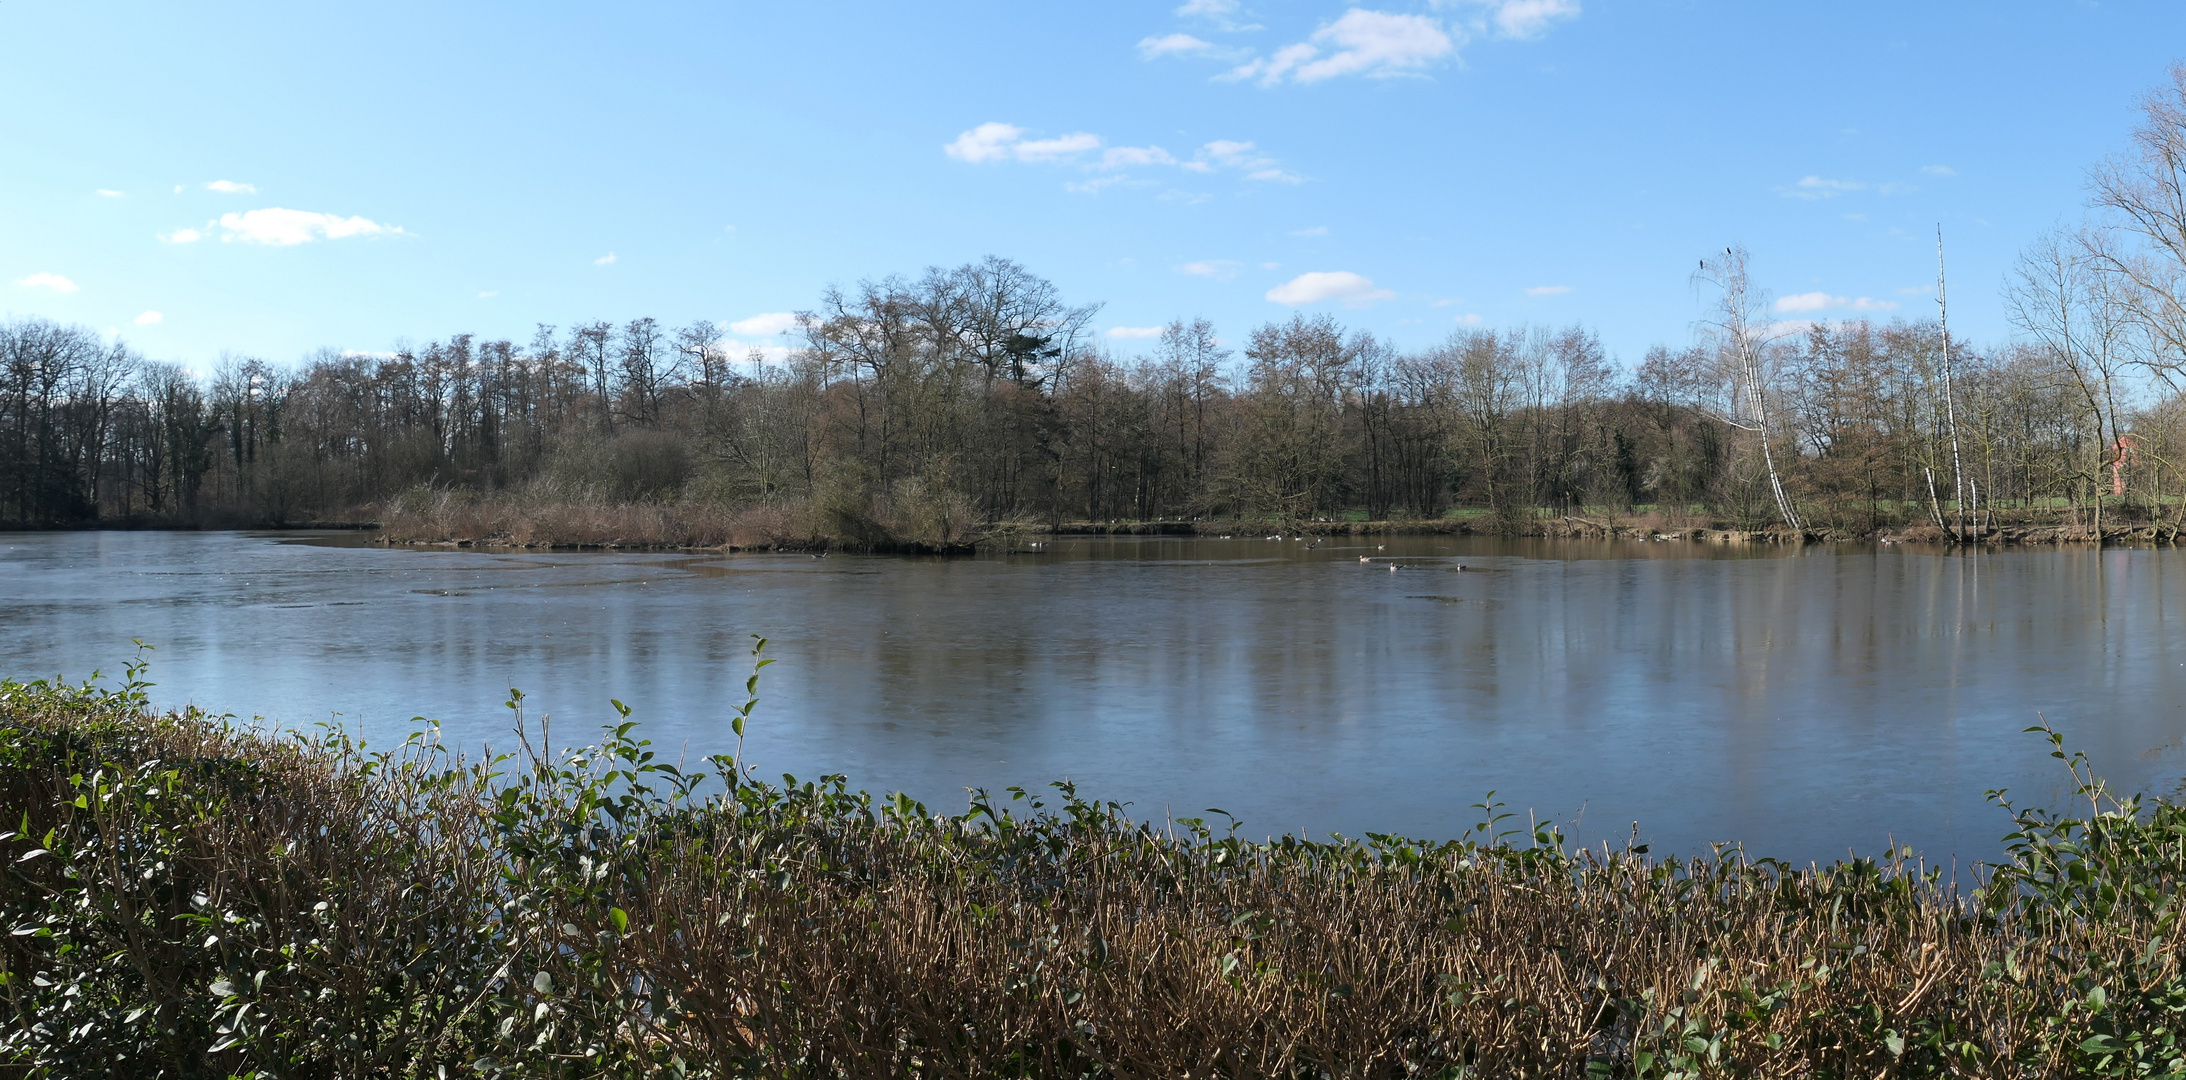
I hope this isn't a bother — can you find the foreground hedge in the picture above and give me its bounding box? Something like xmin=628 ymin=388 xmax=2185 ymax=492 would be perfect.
xmin=2 ymin=647 xmax=2183 ymax=1078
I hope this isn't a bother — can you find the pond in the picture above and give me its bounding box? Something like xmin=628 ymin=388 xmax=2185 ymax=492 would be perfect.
xmin=5 ymin=529 xmax=2184 ymax=865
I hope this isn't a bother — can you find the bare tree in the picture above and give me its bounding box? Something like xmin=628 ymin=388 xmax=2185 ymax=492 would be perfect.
xmin=2088 ymin=63 xmax=2186 ymax=383
xmin=2010 ymin=229 xmax=2135 ymax=533
xmin=1694 ymin=246 xmax=1802 ymax=529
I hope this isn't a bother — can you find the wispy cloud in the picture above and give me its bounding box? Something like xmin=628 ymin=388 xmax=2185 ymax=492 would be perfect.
xmin=1203 ymin=2 xmax=1577 ymax=87
xmin=1189 ymin=139 xmax=1300 ymax=182
xmin=1775 ymin=291 xmax=1898 ymax=314
xmin=1176 ymin=0 xmax=1236 ymax=14
xmin=1015 ymin=133 xmax=1103 ymax=162
xmin=217 ymin=208 xmax=402 ymax=245
xmin=1139 ymin=32 xmax=1217 ymax=58
xmin=1107 ymin=325 xmax=1166 ymax=339
xmin=1468 ymin=0 xmax=1581 ymax=40
xmin=946 ymin=123 xmax=1102 ymax=164
xmin=1291 ymin=225 xmax=1330 ymax=237
xmin=1267 ymin=270 xmax=1394 ymax=306
xmin=1178 ymin=260 xmax=1241 ymax=279
xmin=95 ymin=188 xmax=125 ymax=198
xmin=1174 ymin=0 xmax=1257 ymax=31
xmin=945 ymin=122 xmax=1026 ymax=163
xmin=160 ymin=227 xmax=204 ymax=244
xmin=594 ymin=252 xmax=618 ymax=265
xmin=13 ymin=272 xmax=79 ymax=293
xmin=949 ymin=124 xmax=1298 ymax=189
xmin=729 ymin=312 xmax=801 ymax=336
xmin=1103 ymin=145 xmax=1178 ymax=168
xmin=1228 ymin=10 xmax=1455 ymax=86
xmin=1778 ymin=175 xmax=1915 ymax=199
xmin=1919 ymin=164 xmax=1956 ymax=176
xmin=1454 ymin=312 xmax=1484 ymax=325
xmin=205 ymin=180 xmax=257 ymax=194
xmin=1525 ymin=284 xmax=1571 ymax=296
xmin=134 ymin=310 xmax=163 ymax=325
xmin=477 ymin=290 xmax=498 ymax=298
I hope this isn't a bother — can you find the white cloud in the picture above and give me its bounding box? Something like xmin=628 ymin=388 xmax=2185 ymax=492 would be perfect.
xmin=1267 ymin=270 xmax=1394 ymax=306
xmin=594 ymin=252 xmax=617 ymax=265
xmin=1779 ymin=175 xmax=1914 ymax=200
xmin=1920 ymin=164 xmax=1956 ymax=176
xmin=1108 ymin=325 xmax=1166 ymax=339
xmin=945 ymin=122 xmax=1100 ymax=164
xmin=1179 ymin=260 xmax=1241 ymax=279
xmin=133 ymin=310 xmax=163 ymax=325
xmin=1230 ymin=10 xmax=1456 ymax=86
xmin=96 ymin=188 xmax=124 ymax=198
xmin=1775 ymin=292 xmax=1899 ymax=313
xmin=948 ymin=124 xmax=1293 ymax=190
xmin=946 ymin=122 xmax=1025 ymax=163
xmin=1176 ymin=0 xmax=1237 ymax=16
xmin=1139 ymin=33 xmax=1216 ymax=57
xmin=217 ymin=208 xmax=402 ymax=245
xmin=160 ymin=227 xmax=204 ymax=244
xmin=1201 ymin=139 xmax=1259 ymax=166
xmin=1193 ymin=139 xmax=1298 ymax=180
xmin=205 ymin=180 xmax=257 ymax=194
xmin=1783 ymin=176 xmax=1862 ymax=199
xmin=1481 ymin=0 xmax=1580 ymax=39
xmin=729 ymin=312 xmax=800 ymax=336
xmin=1525 ymin=284 xmax=1571 ymax=296
xmin=13 ymin=272 xmax=79 ymax=293
xmin=1260 ymin=261 xmax=1282 ymax=269
xmin=1292 ymin=225 xmax=1330 ymax=237
xmin=1014 ymin=132 xmax=1102 ymax=161
xmin=1454 ymin=312 xmax=1484 ymax=325
xmin=723 ymin=338 xmax=797 ymax=364
xmin=477 ymin=290 xmax=498 ymax=298
xmin=1103 ymin=145 xmax=1177 ymax=168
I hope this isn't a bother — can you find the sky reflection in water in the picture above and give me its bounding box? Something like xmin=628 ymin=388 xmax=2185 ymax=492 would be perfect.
xmin=4 ymin=530 xmax=2184 ymax=866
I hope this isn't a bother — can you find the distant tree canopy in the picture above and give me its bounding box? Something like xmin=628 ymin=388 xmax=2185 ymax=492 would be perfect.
xmin=3 ymin=246 xmax=2185 ymax=533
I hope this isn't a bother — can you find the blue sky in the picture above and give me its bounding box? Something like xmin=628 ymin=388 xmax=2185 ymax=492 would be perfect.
xmin=3 ymin=2 xmax=2181 ymax=369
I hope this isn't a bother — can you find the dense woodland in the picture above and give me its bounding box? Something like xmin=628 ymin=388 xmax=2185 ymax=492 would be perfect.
xmin=8 ymin=71 xmax=2186 ymax=541
xmin=0 ymin=287 xmax=2174 ymax=539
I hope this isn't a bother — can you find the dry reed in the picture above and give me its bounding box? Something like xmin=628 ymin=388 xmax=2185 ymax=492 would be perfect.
xmin=3 ymin=650 xmax=2181 ymax=1078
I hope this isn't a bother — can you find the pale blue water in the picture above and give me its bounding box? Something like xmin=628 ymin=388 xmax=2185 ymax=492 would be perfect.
xmin=5 ymin=529 xmax=2183 ymax=865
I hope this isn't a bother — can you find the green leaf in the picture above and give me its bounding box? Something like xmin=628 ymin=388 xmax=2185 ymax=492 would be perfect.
xmin=610 ymin=907 xmax=628 ymax=934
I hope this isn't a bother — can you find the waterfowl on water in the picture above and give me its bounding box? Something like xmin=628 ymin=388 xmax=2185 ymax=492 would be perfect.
xmin=1360 ymin=556 xmax=1373 ymax=563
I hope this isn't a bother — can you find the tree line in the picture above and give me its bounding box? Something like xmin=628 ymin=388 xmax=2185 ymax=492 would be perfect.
xmin=7 ymin=69 xmax=2186 ymax=536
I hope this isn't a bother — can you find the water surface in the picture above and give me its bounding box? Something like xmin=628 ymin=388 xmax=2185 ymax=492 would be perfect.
xmin=5 ymin=530 xmax=2184 ymax=865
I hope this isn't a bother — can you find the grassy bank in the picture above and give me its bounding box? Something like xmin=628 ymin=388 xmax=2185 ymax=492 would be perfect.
xmin=6 ymin=655 xmax=2184 ymax=1078
xmin=368 ymin=488 xmax=2186 ymax=554
xmin=373 ymin=488 xmax=978 ymax=554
